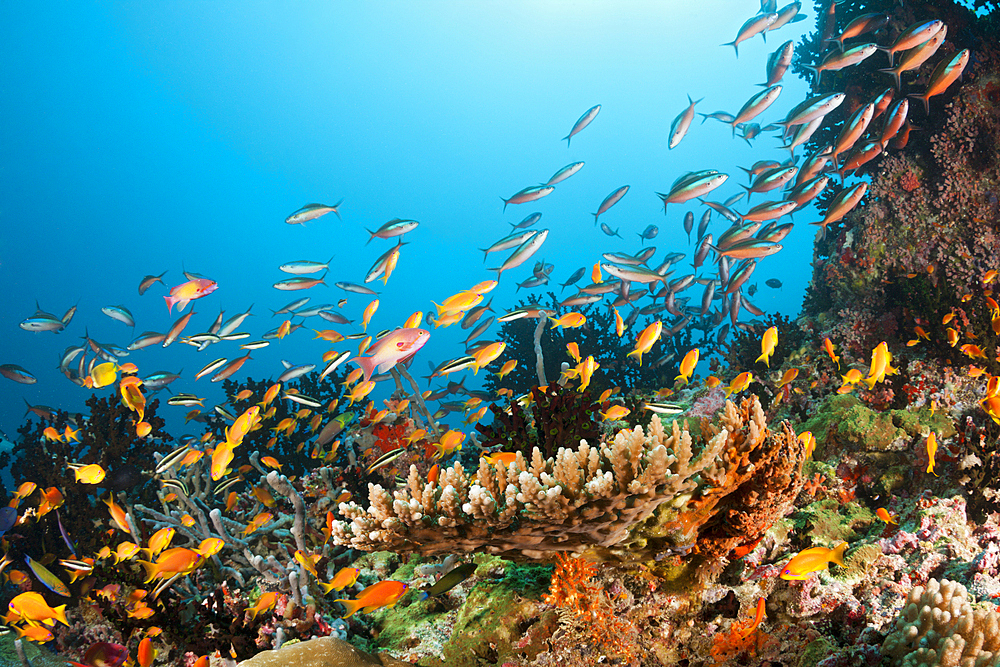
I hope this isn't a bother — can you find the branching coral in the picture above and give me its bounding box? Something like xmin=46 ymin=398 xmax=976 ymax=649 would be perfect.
xmin=331 ymin=396 xmax=805 ymax=569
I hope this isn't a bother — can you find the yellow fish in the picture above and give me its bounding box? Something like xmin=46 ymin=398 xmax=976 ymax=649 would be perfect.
xmin=72 ymin=463 xmax=106 ymax=485
xmin=779 ymin=542 xmax=847 ymax=580
xmin=87 ymin=362 xmax=119 ymax=389
xmin=472 ymin=341 xmax=505 ymax=373
xmin=575 ymin=356 xmax=599 ymax=393
xmin=494 ymin=359 xmax=517 ymax=378
xmin=798 ymin=431 xmax=816 ymax=458
xmin=926 ymin=432 xmax=938 ymax=476
xmin=361 ymin=299 xmax=379 ymax=332
xmin=724 ymin=371 xmax=754 ymax=398
xmin=601 ymin=405 xmax=630 ymax=421
xmin=7 ymin=591 xmax=69 ymax=627
xmin=776 ymin=367 xmax=798 ymax=388
xmin=627 ymin=320 xmax=662 ymax=366
xmin=404 ymin=311 xmax=424 ymax=328
xmin=549 ymin=312 xmax=586 ymax=329
xmin=431 ymin=430 xmax=466 ymax=460
xmin=319 ymin=567 xmax=360 ymax=595
xmin=756 ymin=326 xmax=778 ymax=367
xmin=144 ymin=527 xmax=175 ymax=559
xmin=335 ymin=580 xmax=408 ymax=618
xmin=483 ymin=452 xmax=517 ymax=466
xmin=675 ymin=348 xmax=699 ymax=385
xmin=566 ymin=342 xmax=581 ymax=363
xmin=614 ymin=308 xmax=624 ymax=337
xmin=247 ymin=591 xmax=278 ymax=620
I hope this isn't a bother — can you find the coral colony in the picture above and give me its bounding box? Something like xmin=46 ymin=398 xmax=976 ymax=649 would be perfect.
xmin=2 ymin=0 xmax=1000 ymax=665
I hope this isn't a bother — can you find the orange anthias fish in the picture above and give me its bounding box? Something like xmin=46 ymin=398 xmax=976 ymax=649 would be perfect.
xmin=779 ymin=542 xmax=848 ymax=580
xmin=247 ymin=591 xmax=278 ymax=620
xmin=737 ymin=597 xmax=767 ymax=639
xmin=876 ymin=508 xmax=897 ymax=524
xmin=776 ymin=368 xmax=798 ymax=389
xmin=164 ymin=278 xmax=217 ymax=314
xmin=675 ymin=348 xmax=699 ymax=385
xmin=926 ymin=432 xmax=938 ymax=476
xmin=549 ymin=312 xmax=587 ymax=329
xmin=798 ymin=431 xmax=816 ymax=458
xmin=626 ymin=320 xmax=662 ymax=366
xmin=756 ymin=326 xmax=778 ymax=367
xmin=724 ymin=371 xmax=753 ymax=398
xmin=863 ymin=341 xmax=895 ymax=389
xmin=823 ymin=337 xmax=840 ymax=368
xmin=320 ymin=567 xmax=360 ymax=594
xmin=138 ymin=547 xmax=204 ymax=584
xmin=104 ymin=495 xmax=130 ymax=532
xmin=982 ymin=396 xmax=1000 ymax=426
xmin=335 ymin=580 xmax=409 ymax=618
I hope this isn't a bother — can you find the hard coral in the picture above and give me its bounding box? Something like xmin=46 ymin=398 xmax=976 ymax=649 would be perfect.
xmin=333 ymin=395 xmax=805 ymax=573
xmin=882 ymin=578 xmax=1000 ymax=667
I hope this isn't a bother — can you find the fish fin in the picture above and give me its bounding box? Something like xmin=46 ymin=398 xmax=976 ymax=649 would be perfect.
xmin=332 ymin=198 xmax=344 ymax=220
xmin=499 ymin=196 xmax=508 ymax=212
xmin=876 ymin=45 xmax=894 ymax=68
xmin=562 ymin=134 xmax=571 ymax=146
xmin=906 ymin=92 xmax=930 ymax=115
xmin=721 ymin=40 xmax=739 ymax=57
xmin=829 ymin=541 xmax=849 ymax=568
xmin=877 ymin=67 xmax=901 ymax=90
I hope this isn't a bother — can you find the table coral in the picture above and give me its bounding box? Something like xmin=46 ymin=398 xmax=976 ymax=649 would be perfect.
xmin=331 ymin=396 xmax=804 ymax=565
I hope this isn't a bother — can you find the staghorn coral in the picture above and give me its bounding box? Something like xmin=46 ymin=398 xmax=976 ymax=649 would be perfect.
xmin=331 ymin=396 xmax=804 ymax=567
xmin=882 ymin=578 xmax=1000 ymax=667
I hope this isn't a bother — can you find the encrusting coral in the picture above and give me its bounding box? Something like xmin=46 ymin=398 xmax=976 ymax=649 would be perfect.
xmin=882 ymin=578 xmax=1000 ymax=667
xmin=331 ymin=396 xmax=805 ymax=565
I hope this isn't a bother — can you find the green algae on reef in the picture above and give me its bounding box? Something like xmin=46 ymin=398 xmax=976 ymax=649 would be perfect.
xmin=364 ymin=554 xmax=554 ymax=666
xmin=799 ymin=393 xmax=955 ymax=453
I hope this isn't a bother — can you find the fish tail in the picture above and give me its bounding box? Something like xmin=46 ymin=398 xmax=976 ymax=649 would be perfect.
xmin=499 ymin=196 xmax=508 ymax=212
xmin=163 ymin=295 xmax=175 ymax=314
xmin=876 ymin=45 xmax=894 ymax=68
xmin=907 ymin=92 xmax=930 ymax=115
xmin=562 ymin=134 xmax=571 ymax=146
xmin=593 ymin=212 xmax=600 ymax=225
xmin=333 ymin=198 xmax=344 ymax=220
xmin=721 ymin=40 xmax=739 ymax=57
xmin=829 ymin=541 xmax=849 ymax=568
xmin=877 ymin=67 xmax=901 ymax=90
xmin=755 ymin=352 xmax=769 ymax=366
xmin=139 ymin=560 xmax=159 ymax=584
xmin=53 ymin=603 xmax=68 ymax=626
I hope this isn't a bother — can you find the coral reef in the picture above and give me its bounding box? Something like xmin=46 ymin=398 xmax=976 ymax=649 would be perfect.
xmin=882 ymin=578 xmax=1000 ymax=666
xmin=331 ymin=396 xmax=805 ymax=570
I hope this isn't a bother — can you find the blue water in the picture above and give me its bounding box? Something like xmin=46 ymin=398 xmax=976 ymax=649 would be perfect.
xmin=0 ymin=2 xmax=814 ymax=445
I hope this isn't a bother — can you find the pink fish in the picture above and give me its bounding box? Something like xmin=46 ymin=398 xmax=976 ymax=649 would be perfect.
xmin=164 ymin=279 xmax=217 ymax=314
xmin=356 ymin=328 xmax=430 ymax=382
